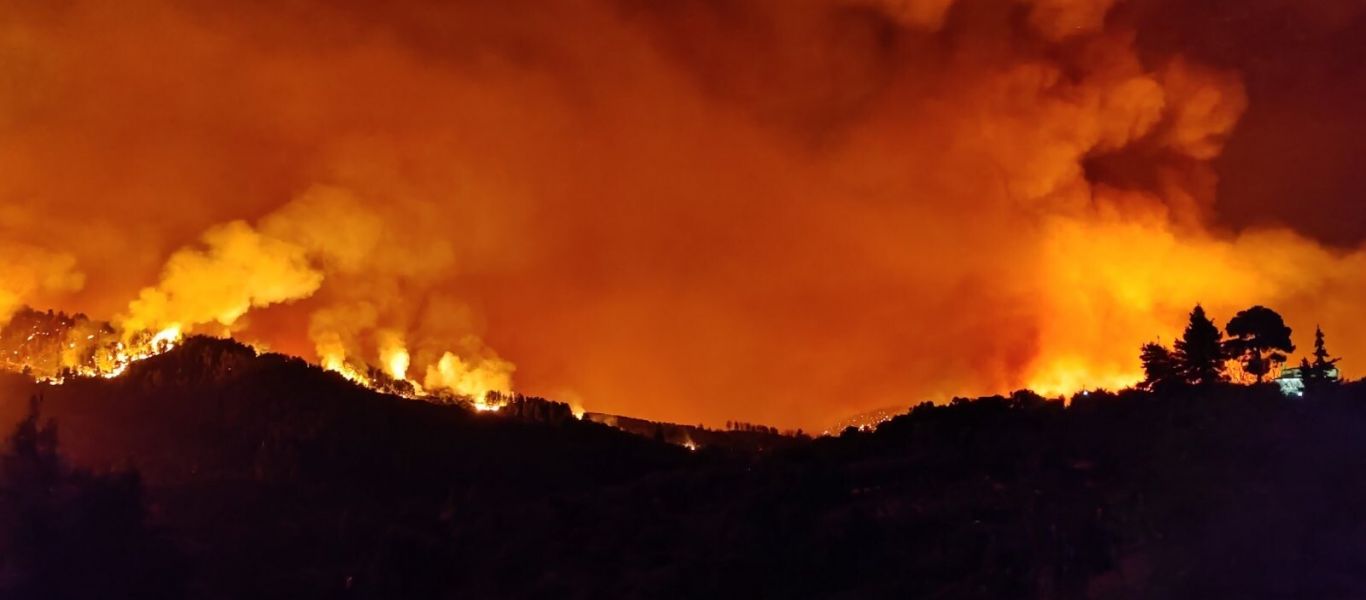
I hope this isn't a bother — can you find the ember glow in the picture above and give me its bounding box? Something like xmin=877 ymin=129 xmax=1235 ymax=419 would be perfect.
xmin=0 ymin=309 xmax=180 ymax=383
xmin=2 ymin=0 xmax=1365 ymax=428
xmin=0 ymin=305 xmax=517 ymax=416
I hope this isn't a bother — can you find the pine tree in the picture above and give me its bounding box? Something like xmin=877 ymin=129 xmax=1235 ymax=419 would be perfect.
xmin=1174 ymin=305 xmax=1226 ymax=385
xmin=1139 ymin=342 xmax=1179 ymax=391
xmin=1224 ymin=305 xmax=1295 ymax=383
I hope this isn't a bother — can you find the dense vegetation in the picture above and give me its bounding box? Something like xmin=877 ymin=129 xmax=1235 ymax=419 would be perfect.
xmin=2 ymin=336 xmax=1366 ymax=598
xmin=1139 ymin=303 xmax=1336 ymax=389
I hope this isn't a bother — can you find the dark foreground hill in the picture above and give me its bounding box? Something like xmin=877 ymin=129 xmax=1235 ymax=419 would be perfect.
xmin=3 ymin=338 xmax=1366 ymax=599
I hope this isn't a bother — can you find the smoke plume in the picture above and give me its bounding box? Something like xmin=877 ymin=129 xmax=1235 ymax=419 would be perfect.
xmin=3 ymin=0 xmax=1365 ymax=427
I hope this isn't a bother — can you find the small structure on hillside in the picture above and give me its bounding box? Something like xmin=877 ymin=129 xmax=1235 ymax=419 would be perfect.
xmin=1276 ymin=365 xmax=1341 ymax=397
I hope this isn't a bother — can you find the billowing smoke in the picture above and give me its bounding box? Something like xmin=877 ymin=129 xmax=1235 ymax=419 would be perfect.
xmin=118 ymin=182 xmax=514 ymax=396
xmin=121 ymin=220 xmax=323 ymax=334
xmin=0 ymin=240 xmax=83 ymax=324
xmin=2 ymin=0 xmax=1365 ymax=428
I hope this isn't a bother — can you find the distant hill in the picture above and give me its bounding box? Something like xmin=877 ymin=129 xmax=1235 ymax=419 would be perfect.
xmin=822 ymin=404 xmax=910 ymax=435
xmin=0 ymin=337 xmax=684 ymax=486
xmin=582 ymin=411 xmax=803 ymax=453
xmin=0 ymin=337 xmax=695 ymax=598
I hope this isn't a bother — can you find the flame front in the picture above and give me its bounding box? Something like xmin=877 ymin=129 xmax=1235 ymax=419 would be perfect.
xmin=384 ymin=347 xmax=410 ymax=382
xmin=0 ymin=307 xmax=517 ymax=414
xmin=0 ymin=311 xmax=185 ymax=384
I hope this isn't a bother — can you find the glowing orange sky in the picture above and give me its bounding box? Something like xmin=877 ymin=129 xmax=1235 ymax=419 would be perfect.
xmin=3 ymin=0 xmax=1366 ymax=429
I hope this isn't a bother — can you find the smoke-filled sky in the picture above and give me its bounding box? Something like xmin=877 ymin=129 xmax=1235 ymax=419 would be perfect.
xmin=2 ymin=0 xmax=1366 ymax=429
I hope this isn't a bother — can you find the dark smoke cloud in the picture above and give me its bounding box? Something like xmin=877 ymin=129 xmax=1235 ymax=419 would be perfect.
xmin=1119 ymin=0 xmax=1366 ymax=245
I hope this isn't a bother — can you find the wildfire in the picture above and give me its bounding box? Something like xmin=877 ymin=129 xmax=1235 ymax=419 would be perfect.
xmin=4 ymin=0 xmax=1364 ymax=432
xmin=314 ymin=346 xmax=512 ymax=411
xmin=149 ymin=325 xmax=182 ymax=352
xmin=385 ymin=348 xmax=410 ymax=382
xmin=320 ymin=348 xmax=370 ymax=387
xmin=377 ymin=330 xmax=411 ymax=382
xmin=0 ymin=307 xmax=517 ymax=414
xmin=1024 ymin=357 xmax=1143 ymax=399
xmin=93 ymin=326 xmax=183 ymax=380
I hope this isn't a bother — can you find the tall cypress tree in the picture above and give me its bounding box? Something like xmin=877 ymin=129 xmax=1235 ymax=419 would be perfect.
xmin=1304 ymin=325 xmax=1341 ymax=383
xmin=1174 ymin=305 xmax=1226 ymax=385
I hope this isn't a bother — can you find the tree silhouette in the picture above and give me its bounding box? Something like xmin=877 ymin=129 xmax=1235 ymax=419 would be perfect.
xmin=1139 ymin=342 xmax=1180 ymax=391
xmin=1174 ymin=305 xmax=1226 ymax=385
xmin=1224 ymin=306 xmax=1295 ymax=383
xmin=1301 ymin=325 xmax=1341 ymax=384
xmin=0 ymin=397 xmax=183 ymax=600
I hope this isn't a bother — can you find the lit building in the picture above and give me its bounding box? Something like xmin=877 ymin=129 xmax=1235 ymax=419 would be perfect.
xmin=1275 ymin=366 xmax=1341 ymax=397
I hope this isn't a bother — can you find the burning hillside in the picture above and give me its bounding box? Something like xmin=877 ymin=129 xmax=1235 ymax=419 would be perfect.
xmin=0 ymin=305 xmax=514 ymax=413
xmin=0 ymin=307 xmax=179 ymax=382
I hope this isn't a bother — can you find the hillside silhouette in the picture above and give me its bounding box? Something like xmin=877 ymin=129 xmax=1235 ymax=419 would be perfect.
xmin=3 ymin=337 xmax=1366 ymax=598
